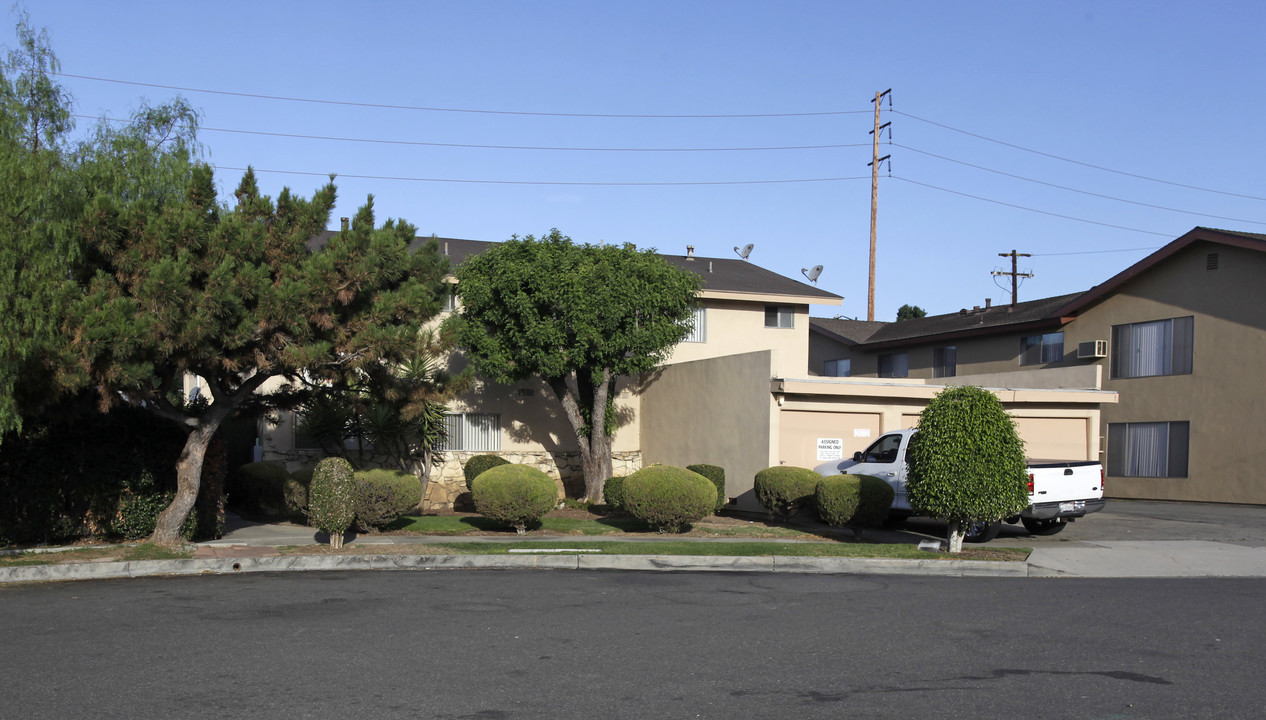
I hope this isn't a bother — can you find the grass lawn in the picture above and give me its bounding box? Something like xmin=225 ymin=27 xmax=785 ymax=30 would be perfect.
xmin=389 ymin=513 xmax=827 ymax=539
xmin=0 ymin=543 xmax=194 ymax=567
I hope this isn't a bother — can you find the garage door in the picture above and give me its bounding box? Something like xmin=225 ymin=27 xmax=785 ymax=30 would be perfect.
xmin=778 ymin=410 xmax=882 ymax=469
xmin=1014 ymin=417 xmax=1091 ymax=461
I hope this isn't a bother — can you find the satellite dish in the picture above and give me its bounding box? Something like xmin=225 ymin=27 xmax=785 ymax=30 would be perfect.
xmin=801 ymin=265 xmax=824 ymax=284
xmin=733 ymin=243 xmax=754 ymax=260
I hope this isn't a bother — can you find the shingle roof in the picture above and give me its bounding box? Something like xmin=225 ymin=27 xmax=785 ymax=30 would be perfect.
xmin=312 ymin=232 xmax=841 ymax=302
xmin=807 ymin=317 xmax=889 ymax=345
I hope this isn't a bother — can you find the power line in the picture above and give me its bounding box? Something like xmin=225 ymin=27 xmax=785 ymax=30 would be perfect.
xmin=893 ymin=109 xmax=1266 ymax=202
xmin=52 ymin=70 xmax=870 ymax=118
xmin=895 ymin=143 xmax=1266 ymax=227
xmin=1030 ymin=246 xmax=1161 ymax=257
xmin=71 ymin=113 xmax=867 ymax=152
xmin=215 ymin=165 xmax=872 ymax=186
xmin=891 ymin=175 xmax=1173 ymax=237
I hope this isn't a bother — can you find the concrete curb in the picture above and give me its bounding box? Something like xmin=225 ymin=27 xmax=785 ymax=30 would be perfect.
xmin=0 ymin=552 xmax=1029 ymax=584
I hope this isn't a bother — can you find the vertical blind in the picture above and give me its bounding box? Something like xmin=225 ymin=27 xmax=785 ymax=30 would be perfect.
xmin=440 ymin=413 xmax=501 ymax=451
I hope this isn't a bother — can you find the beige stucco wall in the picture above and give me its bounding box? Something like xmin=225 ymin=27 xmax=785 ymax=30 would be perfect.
xmin=1069 ymin=241 xmax=1266 ymax=503
xmin=664 ymin=299 xmax=810 ymax=379
xmin=640 ymin=351 xmax=777 ymax=513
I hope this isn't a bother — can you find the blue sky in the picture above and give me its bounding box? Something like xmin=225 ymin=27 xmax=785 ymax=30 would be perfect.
xmin=17 ymin=1 xmax=1266 ymax=321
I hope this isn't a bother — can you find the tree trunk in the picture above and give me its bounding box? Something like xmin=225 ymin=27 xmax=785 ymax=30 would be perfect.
xmin=583 ymin=427 xmax=614 ymax=503
xmin=946 ymin=520 xmax=965 ymax=554
xmin=548 ymin=369 xmax=618 ymax=504
xmin=150 ymin=407 xmax=231 ymax=547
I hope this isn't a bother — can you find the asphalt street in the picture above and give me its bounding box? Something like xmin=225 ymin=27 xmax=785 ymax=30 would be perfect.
xmin=2 ymin=569 xmax=1263 ymax=719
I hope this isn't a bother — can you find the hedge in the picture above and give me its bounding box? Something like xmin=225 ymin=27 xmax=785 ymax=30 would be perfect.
xmin=464 ymin=454 xmax=510 ymax=491
xmin=753 ymin=466 xmax=821 ymax=521
xmin=816 ymin=474 xmax=895 ymax=538
xmin=352 ymin=469 xmax=422 ymax=532
xmin=621 ymin=466 xmax=716 ymax=533
xmin=686 ymin=464 xmax=726 ymax=513
xmin=471 ymin=464 xmax=558 ymax=534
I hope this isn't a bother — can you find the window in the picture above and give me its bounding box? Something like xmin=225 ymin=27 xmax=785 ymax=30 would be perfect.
xmin=1107 ymin=421 xmax=1189 ymax=478
xmin=684 ymin=306 xmax=707 ymax=342
xmin=933 ymin=346 xmax=957 ymax=378
xmin=1110 ymin=316 xmax=1193 ymax=379
xmin=764 ymin=305 xmax=794 ymax=329
xmin=1020 ymin=332 xmax=1064 ymax=365
xmin=442 ymin=287 xmax=458 ymax=312
xmin=878 ymin=352 xmax=908 ymax=378
xmin=438 ymin=413 xmax=501 ymax=451
xmin=824 ymin=358 xmax=851 ymax=377
xmin=860 ymin=434 xmax=903 ymax=464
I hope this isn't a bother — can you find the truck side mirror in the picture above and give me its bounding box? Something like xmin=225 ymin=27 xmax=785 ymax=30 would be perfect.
xmin=853 ymin=451 xmax=863 ymax=462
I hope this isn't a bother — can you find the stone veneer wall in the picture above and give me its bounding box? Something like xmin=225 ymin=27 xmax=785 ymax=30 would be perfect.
xmin=259 ymin=448 xmax=642 ymax=512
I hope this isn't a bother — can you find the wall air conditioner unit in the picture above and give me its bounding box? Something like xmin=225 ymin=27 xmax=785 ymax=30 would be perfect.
xmin=1077 ymin=340 xmax=1108 ymax=359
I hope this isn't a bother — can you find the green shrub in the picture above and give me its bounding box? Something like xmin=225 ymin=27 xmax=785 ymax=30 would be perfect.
xmin=906 ymin=385 xmax=1029 ymax=551
xmin=686 ymin=464 xmax=726 ymax=513
xmin=228 ymin=461 xmax=290 ymax=518
xmin=352 ymin=469 xmax=422 ymax=532
xmin=464 ymin=454 xmax=510 ymax=491
xmin=753 ymin=466 xmax=821 ymax=521
xmin=602 ymin=476 xmax=626 ymax=509
xmin=283 ymin=464 xmax=316 ymax=520
xmin=816 ymin=474 xmax=895 ymax=538
xmin=621 ymin=466 xmax=716 ymax=533
xmin=111 ymin=468 xmax=198 ymax=541
xmin=308 ymin=457 xmax=356 ymax=548
xmin=471 ymin=464 xmax=559 ymax=534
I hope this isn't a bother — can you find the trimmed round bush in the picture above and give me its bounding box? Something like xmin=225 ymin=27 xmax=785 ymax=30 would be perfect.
xmin=754 ymin=466 xmax=821 ymax=521
xmin=228 ymin=461 xmax=290 ymax=518
xmin=471 ymin=464 xmax=558 ymax=534
xmin=464 ymin=454 xmax=510 ymax=491
xmin=352 ymin=469 xmax=422 ymax=532
xmin=686 ymin=464 xmax=726 ymax=513
xmin=283 ymin=464 xmax=316 ymax=520
xmin=602 ymin=476 xmax=626 ymax=509
xmin=308 ymin=457 xmax=355 ymax=548
xmin=816 ymin=474 xmax=895 ymax=538
xmin=621 ymin=466 xmax=716 ymax=533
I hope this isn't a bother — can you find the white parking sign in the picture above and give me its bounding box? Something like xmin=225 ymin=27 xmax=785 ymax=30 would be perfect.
xmin=816 ymin=438 xmax=843 ymax=462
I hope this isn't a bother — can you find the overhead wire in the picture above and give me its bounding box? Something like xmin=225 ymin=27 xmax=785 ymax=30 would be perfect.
xmin=893 ymin=109 xmax=1266 ymax=202
xmin=217 ymin=165 xmax=873 ymax=186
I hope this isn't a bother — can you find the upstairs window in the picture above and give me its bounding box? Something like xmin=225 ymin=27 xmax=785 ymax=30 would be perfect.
xmin=683 ymin=307 xmax=707 ymax=343
xmin=933 ymin=346 xmax=957 ymax=378
xmin=764 ymin=305 xmax=794 ymax=329
xmin=1111 ymin=316 xmax=1193 ymax=379
xmin=1020 ymin=332 xmax=1064 ymax=365
xmin=824 ymin=358 xmax=850 ymax=377
xmin=878 ymin=352 xmax=908 ymax=378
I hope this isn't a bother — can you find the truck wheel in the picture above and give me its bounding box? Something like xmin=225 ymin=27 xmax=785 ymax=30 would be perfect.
xmin=963 ymin=520 xmax=1001 ymax=543
xmin=1021 ymin=517 xmax=1066 ymax=536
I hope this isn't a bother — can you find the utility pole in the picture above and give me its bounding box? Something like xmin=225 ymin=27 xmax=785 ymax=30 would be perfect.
xmin=992 ymin=249 xmax=1033 ymax=307
xmin=867 ymin=89 xmax=891 ymax=322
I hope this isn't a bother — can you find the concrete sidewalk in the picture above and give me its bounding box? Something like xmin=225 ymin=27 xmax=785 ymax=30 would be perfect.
xmin=6 ymin=512 xmax=1266 ymax=584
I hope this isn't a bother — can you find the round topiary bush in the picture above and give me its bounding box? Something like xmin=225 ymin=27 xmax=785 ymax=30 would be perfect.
xmin=464 ymin=454 xmax=510 ymax=491
xmin=686 ymin=464 xmax=727 ymax=513
xmin=816 ymin=474 xmax=895 ymax=539
xmin=621 ymin=466 xmax=716 ymax=533
xmin=906 ymin=385 xmax=1029 ymax=552
xmin=753 ymin=466 xmax=821 ymax=521
xmin=602 ymin=476 xmax=626 ymax=509
xmin=352 ymin=469 xmax=422 ymax=532
xmin=308 ymin=457 xmax=355 ymax=548
xmin=471 ymin=464 xmax=558 ymax=534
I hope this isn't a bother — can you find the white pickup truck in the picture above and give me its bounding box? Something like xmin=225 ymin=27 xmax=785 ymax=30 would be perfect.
xmin=814 ymin=428 xmax=1105 ymax=542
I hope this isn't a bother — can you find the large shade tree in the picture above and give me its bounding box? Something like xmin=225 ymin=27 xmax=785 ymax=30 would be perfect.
xmin=451 ymin=230 xmax=701 ymax=502
xmin=62 ymin=166 xmax=449 ymax=545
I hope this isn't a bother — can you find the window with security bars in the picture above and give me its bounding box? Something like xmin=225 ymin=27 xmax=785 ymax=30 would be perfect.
xmin=683 ymin=306 xmax=707 ymax=342
xmin=1110 ymin=316 xmax=1193 ymax=379
xmin=438 ymin=413 xmax=501 ymax=452
xmin=1107 ymin=421 xmax=1189 ymax=478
